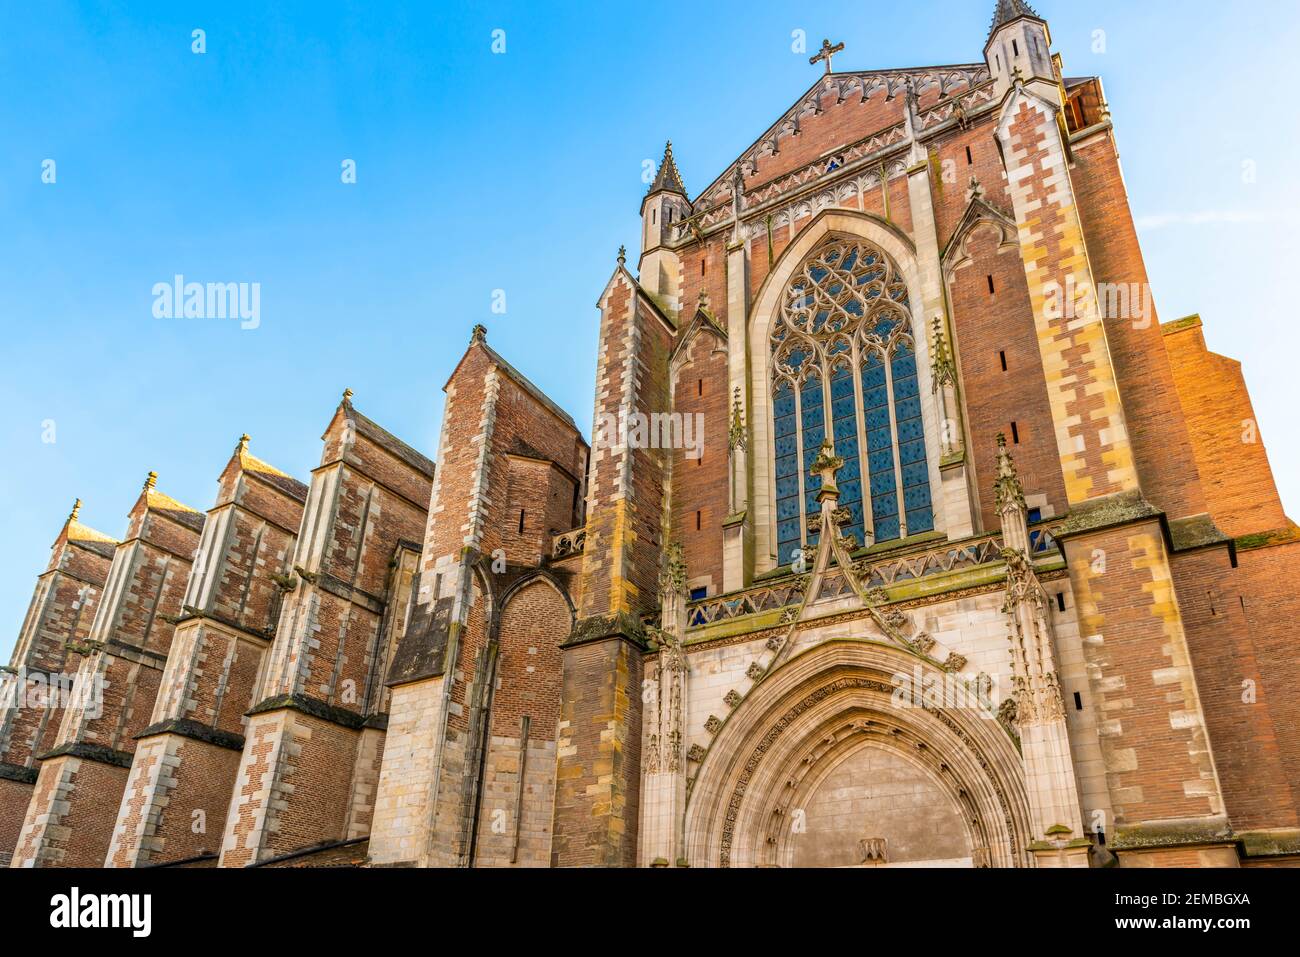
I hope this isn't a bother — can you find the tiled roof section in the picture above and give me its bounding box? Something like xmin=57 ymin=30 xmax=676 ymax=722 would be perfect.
xmin=648 ymin=141 xmax=687 ymax=196
xmin=345 ymin=403 xmax=437 ymax=479
xmin=238 ymin=448 xmax=310 ymax=502
xmin=66 ymin=520 xmax=118 ymax=560
xmin=145 ymin=489 xmax=206 ymax=534
xmin=989 ymin=0 xmax=1041 ymax=37
xmin=478 ymin=341 xmax=581 ymax=432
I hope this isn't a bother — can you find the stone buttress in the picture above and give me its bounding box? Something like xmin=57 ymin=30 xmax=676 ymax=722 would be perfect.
xmin=369 ymin=326 xmax=588 ymax=867
xmin=217 ymin=395 xmax=432 ymax=867
xmin=106 ymin=437 xmax=308 ymax=867
xmin=0 ymin=503 xmax=115 ymax=865
xmin=10 ymin=476 xmax=203 ymax=867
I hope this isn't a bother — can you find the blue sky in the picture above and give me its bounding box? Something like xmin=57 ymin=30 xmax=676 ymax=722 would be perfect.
xmin=2 ymin=0 xmax=1297 ymax=659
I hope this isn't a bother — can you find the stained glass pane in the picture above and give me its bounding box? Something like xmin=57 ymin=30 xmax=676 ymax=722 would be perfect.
xmin=862 ymin=351 xmax=899 ymax=543
xmin=774 ymin=380 xmax=801 ymax=565
xmin=830 ymin=364 xmax=864 ymax=548
xmin=800 ymin=373 xmax=825 ymax=548
xmin=892 ymin=342 xmax=933 ymax=536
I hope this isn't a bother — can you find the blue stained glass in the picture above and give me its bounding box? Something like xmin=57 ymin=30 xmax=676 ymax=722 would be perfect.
xmin=874 ymin=515 xmax=900 ymax=542
xmin=775 ymin=379 xmax=802 ymax=566
xmin=892 ymin=343 xmax=933 ymax=537
xmin=862 ymin=350 xmax=900 ymax=543
xmin=800 ymin=374 xmax=825 ymax=548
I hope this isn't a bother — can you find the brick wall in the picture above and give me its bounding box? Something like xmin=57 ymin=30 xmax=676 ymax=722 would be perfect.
xmin=1162 ymin=318 xmax=1289 ymax=537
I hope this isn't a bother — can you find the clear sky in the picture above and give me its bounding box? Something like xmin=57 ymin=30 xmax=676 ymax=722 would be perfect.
xmin=2 ymin=0 xmax=1297 ymax=660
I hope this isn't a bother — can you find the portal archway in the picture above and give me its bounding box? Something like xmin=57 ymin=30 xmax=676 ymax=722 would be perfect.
xmin=684 ymin=640 xmax=1032 ymax=868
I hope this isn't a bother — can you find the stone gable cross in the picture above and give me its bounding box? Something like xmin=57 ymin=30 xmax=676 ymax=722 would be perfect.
xmin=810 ymin=38 xmax=845 ymax=75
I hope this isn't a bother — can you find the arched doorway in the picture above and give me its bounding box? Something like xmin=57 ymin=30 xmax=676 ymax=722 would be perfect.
xmin=684 ymin=640 xmax=1032 ymax=868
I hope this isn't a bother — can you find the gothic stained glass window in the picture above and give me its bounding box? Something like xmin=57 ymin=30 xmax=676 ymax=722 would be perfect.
xmin=771 ymin=236 xmax=935 ymax=566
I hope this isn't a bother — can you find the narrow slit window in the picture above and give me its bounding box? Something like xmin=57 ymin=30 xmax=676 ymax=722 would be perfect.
xmin=698 ymin=379 xmax=703 ymax=397
xmin=1010 ymin=421 xmax=1020 ymax=444
xmin=701 ymin=258 xmax=706 ymax=277
xmin=987 ymin=275 xmax=996 ymax=295
xmin=999 ymin=350 xmax=1007 ymax=372
xmin=695 ymin=510 xmax=702 ymax=531
xmin=1012 ymin=39 xmax=1020 ymax=57
xmin=518 ymin=510 xmax=526 ymax=534
xmin=965 ymin=145 xmax=973 ymax=165
xmin=1056 ymin=592 xmax=1066 ymax=612
xmin=1073 ymin=691 xmax=1083 ymax=711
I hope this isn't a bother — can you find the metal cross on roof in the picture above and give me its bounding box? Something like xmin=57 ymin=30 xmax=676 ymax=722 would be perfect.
xmin=810 ymin=38 xmax=845 ymax=74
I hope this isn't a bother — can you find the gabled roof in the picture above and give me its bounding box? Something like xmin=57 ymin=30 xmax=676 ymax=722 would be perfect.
xmin=670 ymin=296 xmax=727 ymax=365
xmin=233 ymin=437 xmax=310 ymax=502
xmin=442 ymin=327 xmax=582 ymax=436
xmin=141 ymin=478 xmax=206 ymax=534
xmin=61 ymin=502 xmax=118 ymax=559
xmin=989 ymin=0 xmax=1041 ymax=37
xmin=690 ymin=64 xmax=990 ymax=209
xmin=337 ymin=396 xmax=437 ymax=479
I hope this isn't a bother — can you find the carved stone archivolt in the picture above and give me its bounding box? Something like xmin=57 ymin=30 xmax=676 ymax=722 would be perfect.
xmin=683 ymin=641 xmax=1033 ymax=868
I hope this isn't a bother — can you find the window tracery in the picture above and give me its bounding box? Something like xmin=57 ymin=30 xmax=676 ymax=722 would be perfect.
xmin=771 ymin=237 xmax=934 ymax=565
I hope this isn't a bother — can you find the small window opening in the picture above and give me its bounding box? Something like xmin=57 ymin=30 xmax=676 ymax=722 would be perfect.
xmin=999 ymin=350 xmax=1007 ymax=372
xmin=965 ymin=145 xmax=973 ymax=165
xmin=987 ymin=275 xmax=996 ymax=295
xmin=1012 ymin=39 xmax=1020 ymax=57
xmin=689 ymin=586 xmax=708 ymax=601
xmin=1073 ymin=691 xmax=1083 ymax=711
xmin=698 ymin=379 xmax=703 ymax=397
xmin=701 ymin=258 xmax=706 ymax=277
xmin=518 ymin=509 xmax=526 ymax=534
xmin=696 ymin=510 xmax=703 ymax=531
xmin=1056 ymin=592 xmax=1066 ymax=613
xmin=1010 ymin=421 xmax=1020 ymax=444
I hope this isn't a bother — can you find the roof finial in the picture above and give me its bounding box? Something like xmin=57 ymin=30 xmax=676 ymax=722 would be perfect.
xmin=698 ymin=288 xmax=709 ymax=311
xmin=144 ymin=471 xmax=158 ymax=491
xmin=69 ymin=499 xmax=82 ymax=523
xmin=238 ymin=433 xmax=250 ymax=452
xmin=617 ymin=245 xmax=626 ymax=267
xmin=342 ymin=388 xmax=354 ymax=404
xmin=471 ymin=324 xmax=488 ymax=344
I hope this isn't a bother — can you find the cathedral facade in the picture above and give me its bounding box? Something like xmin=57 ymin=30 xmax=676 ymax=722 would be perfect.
xmin=3 ymin=1 xmax=1299 ymax=869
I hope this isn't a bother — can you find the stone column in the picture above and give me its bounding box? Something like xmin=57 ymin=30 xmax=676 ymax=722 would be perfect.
xmin=638 ymin=544 xmax=689 ymax=867
xmin=994 ymin=437 xmax=1087 ymax=865
xmin=723 ymin=232 xmax=752 ymax=591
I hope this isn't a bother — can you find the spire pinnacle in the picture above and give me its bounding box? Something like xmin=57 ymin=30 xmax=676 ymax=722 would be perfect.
xmin=342 ymin=388 xmax=354 ymax=404
xmin=144 ymin=471 xmax=158 ymax=492
xmin=470 ymin=324 xmax=487 ymax=344
xmin=648 ymin=141 xmax=687 ymax=197
xmin=993 ymin=433 xmax=1025 ymax=513
xmin=989 ymin=0 xmax=1042 ymax=39
xmin=238 ymin=433 xmax=250 ymax=452
xmin=69 ymin=499 xmax=82 ymax=523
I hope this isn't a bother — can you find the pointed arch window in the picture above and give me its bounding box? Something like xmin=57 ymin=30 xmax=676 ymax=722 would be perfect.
xmin=771 ymin=237 xmax=933 ymax=566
